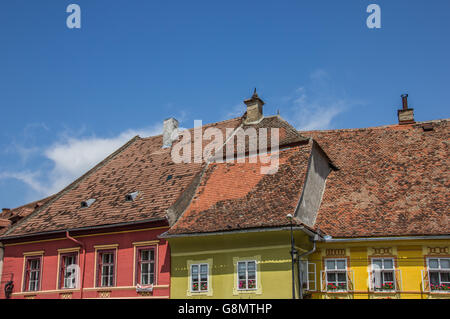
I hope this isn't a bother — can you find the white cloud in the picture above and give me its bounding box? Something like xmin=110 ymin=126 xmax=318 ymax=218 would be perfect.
xmin=284 ymin=69 xmax=363 ymax=130
xmin=0 ymin=124 xmax=163 ymax=198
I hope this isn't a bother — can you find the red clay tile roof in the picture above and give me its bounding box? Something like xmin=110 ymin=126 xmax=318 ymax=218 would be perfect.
xmin=166 ymin=142 xmax=314 ymax=235
xmin=0 ymin=195 xmax=55 ymax=235
xmin=301 ymin=119 xmax=450 ymax=238
xmin=1 ymin=118 xmax=242 ymax=238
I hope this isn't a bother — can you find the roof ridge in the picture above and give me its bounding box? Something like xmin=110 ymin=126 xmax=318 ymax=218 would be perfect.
xmin=1 ymin=135 xmax=141 ymax=238
xmin=8 ymin=194 xmax=55 ymax=211
xmin=139 ymin=117 xmax=243 ymax=140
xmin=299 ymin=118 xmax=449 ymax=134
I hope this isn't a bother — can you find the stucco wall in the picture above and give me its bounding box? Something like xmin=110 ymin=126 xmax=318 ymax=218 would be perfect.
xmin=306 ymin=239 xmax=450 ymax=299
xmin=0 ymin=225 xmax=171 ymax=299
xmin=169 ymin=230 xmax=312 ymax=299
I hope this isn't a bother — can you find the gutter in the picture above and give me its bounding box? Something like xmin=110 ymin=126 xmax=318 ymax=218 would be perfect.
xmin=65 ymin=231 xmax=86 ymax=299
xmin=0 ymin=217 xmax=167 ymax=242
xmin=160 ymin=225 xmax=322 ymax=240
xmin=323 ymin=235 xmax=450 ymax=243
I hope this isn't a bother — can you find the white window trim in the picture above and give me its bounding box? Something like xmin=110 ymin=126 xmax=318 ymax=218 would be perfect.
xmin=427 ymin=257 xmax=450 ymax=292
xmin=186 ymin=258 xmax=213 ymax=297
xmin=324 ymin=258 xmax=348 ymax=292
xmin=370 ymin=257 xmax=396 ymax=292
xmin=232 ymin=255 xmax=262 ymax=295
xmin=190 ymin=263 xmax=209 ymax=293
xmin=21 ymin=251 xmax=44 ymax=293
xmin=236 ymin=260 xmax=258 ymax=291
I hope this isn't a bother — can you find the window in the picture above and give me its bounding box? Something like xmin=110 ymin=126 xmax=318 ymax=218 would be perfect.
xmin=136 ymin=247 xmax=155 ymax=285
xmin=191 ymin=264 xmax=208 ymax=292
xmin=60 ymin=253 xmax=78 ymax=289
xmin=428 ymin=258 xmax=450 ymax=291
xmin=97 ymin=250 xmax=115 ymax=287
xmin=24 ymin=256 xmax=41 ymax=292
xmin=325 ymin=259 xmax=347 ymax=291
xmin=237 ymin=260 xmax=257 ymax=290
xmin=371 ymin=258 xmax=396 ymax=291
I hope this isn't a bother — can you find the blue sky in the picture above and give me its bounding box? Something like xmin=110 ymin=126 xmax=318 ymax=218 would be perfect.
xmin=0 ymin=0 xmax=449 ymax=208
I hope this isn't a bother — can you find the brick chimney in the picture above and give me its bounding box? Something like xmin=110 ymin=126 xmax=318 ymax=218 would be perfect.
xmin=244 ymin=89 xmax=264 ymax=123
xmin=162 ymin=117 xmax=179 ymax=148
xmin=397 ymin=94 xmax=415 ymax=125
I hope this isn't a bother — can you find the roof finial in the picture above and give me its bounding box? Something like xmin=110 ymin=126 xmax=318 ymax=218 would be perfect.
xmin=252 ymin=88 xmax=258 ymax=98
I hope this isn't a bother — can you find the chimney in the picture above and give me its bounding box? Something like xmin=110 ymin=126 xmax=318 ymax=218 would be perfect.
xmin=397 ymin=94 xmax=415 ymax=125
xmin=1 ymin=208 xmax=11 ymax=215
xmin=244 ymin=89 xmax=264 ymax=123
xmin=162 ymin=117 xmax=179 ymax=148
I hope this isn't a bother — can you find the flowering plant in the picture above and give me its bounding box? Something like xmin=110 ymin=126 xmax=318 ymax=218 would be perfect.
xmin=431 ymin=284 xmax=450 ymax=291
xmin=192 ymin=283 xmax=198 ymax=291
xmin=239 ymin=280 xmax=247 ymax=289
xmin=380 ymin=282 xmax=395 ymax=290
xmin=200 ymin=282 xmax=208 ymax=291
xmin=248 ymin=280 xmax=256 ymax=289
xmin=327 ymin=283 xmax=346 ymax=290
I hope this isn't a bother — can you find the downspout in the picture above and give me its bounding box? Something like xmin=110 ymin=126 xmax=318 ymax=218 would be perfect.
xmin=65 ymin=231 xmax=86 ymax=299
xmin=0 ymin=242 xmax=4 ymax=286
xmin=297 ymin=234 xmax=318 ymax=299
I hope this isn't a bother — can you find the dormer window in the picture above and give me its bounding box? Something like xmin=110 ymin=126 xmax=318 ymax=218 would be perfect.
xmin=80 ymin=198 xmax=96 ymax=208
xmin=125 ymin=191 xmax=139 ymax=202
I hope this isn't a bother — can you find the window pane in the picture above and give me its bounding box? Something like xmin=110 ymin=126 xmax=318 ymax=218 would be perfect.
xmin=440 ymin=272 xmax=450 ymax=283
xmin=337 ymin=272 xmax=346 ymax=282
xmin=440 ymin=259 xmax=450 ymax=269
xmin=327 ymin=273 xmax=336 ymax=282
xmin=141 ymin=250 xmax=149 ymax=261
xmin=430 ymin=272 xmax=440 ymax=285
xmin=200 ymin=264 xmax=208 ymax=274
xmin=192 ymin=265 xmax=198 ymax=274
xmin=326 ymin=260 xmax=335 ymax=270
xmin=336 ymin=260 xmax=346 ymax=270
xmin=238 ymin=262 xmax=246 ymax=271
xmin=383 ymin=271 xmax=394 ymax=282
xmin=429 ymin=259 xmax=439 ymax=269
xmin=373 ymin=259 xmax=382 ymax=270
xmin=30 ymin=259 xmax=40 ymax=270
xmin=248 ymin=262 xmax=256 ymax=271
xmin=141 ymin=274 xmax=149 ymax=285
xmin=383 ymin=259 xmax=393 ymax=269
xmin=248 ymin=270 xmax=256 ymax=280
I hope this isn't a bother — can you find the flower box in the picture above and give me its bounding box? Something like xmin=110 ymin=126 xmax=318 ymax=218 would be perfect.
xmin=327 ymin=283 xmax=347 ymax=291
xmin=431 ymin=284 xmax=450 ymax=291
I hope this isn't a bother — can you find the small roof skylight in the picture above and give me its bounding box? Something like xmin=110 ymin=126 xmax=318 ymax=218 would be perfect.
xmin=125 ymin=191 xmax=139 ymax=201
xmin=81 ymin=198 xmax=96 ymax=208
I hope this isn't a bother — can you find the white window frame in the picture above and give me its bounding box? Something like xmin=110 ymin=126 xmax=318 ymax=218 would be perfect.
xmin=324 ymin=258 xmax=348 ymax=291
xmin=61 ymin=254 xmax=78 ymax=289
xmin=190 ymin=263 xmax=209 ymax=293
xmin=371 ymin=257 xmax=396 ymax=291
xmin=236 ymin=260 xmax=257 ymax=291
xmin=427 ymin=257 xmax=450 ymax=292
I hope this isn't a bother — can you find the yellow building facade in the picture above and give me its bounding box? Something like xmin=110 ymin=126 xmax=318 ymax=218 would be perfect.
xmin=304 ymin=238 xmax=450 ymax=299
xmin=168 ymin=229 xmax=313 ymax=299
xmin=168 ymin=230 xmax=450 ymax=299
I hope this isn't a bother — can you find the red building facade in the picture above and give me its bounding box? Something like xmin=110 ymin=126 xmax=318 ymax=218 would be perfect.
xmin=0 ymin=221 xmax=170 ymax=299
